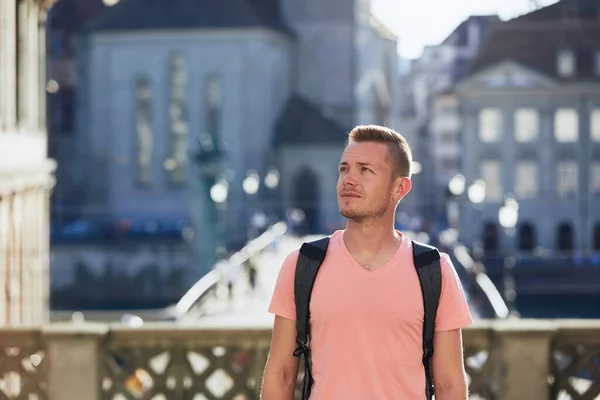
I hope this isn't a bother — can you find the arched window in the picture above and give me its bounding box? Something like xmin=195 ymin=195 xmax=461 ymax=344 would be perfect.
xmin=135 ymin=75 xmax=152 ymax=185
xmin=167 ymin=52 xmax=188 ymax=183
xmin=556 ymin=222 xmax=574 ymax=251
xmin=292 ymin=167 xmax=320 ymax=234
xmin=483 ymin=222 xmax=499 ymax=252
xmin=593 ymin=223 xmax=600 ymax=251
xmin=518 ymin=222 xmax=536 ymax=251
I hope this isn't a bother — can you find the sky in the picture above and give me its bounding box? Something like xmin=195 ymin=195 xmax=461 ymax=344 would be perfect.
xmin=372 ymin=0 xmax=560 ymax=59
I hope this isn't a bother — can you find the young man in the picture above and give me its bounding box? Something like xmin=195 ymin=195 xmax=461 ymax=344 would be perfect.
xmin=261 ymin=125 xmax=472 ymax=399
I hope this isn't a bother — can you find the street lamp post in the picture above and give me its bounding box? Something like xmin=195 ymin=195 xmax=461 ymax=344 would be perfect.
xmin=499 ymin=195 xmax=519 ymax=317
xmin=210 ymin=178 xmax=229 ymax=255
xmin=263 ymin=167 xmax=280 ymax=224
xmin=447 ymin=174 xmax=466 ymax=230
xmin=239 ymin=167 xmax=280 ymax=241
xmin=242 ymin=170 xmax=260 ymax=240
xmin=467 ymin=179 xmax=486 ymax=260
xmin=447 ymin=174 xmax=486 ymax=242
xmin=190 ymin=133 xmax=226 ymax=279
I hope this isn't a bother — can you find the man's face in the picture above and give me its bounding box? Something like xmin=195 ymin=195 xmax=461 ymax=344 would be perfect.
xmin=337 ymin=141 xmax=408 ymax=222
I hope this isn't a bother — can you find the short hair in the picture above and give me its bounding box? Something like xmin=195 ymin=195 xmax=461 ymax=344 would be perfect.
xmin=348 ymin=125 xmax=413 ymax=178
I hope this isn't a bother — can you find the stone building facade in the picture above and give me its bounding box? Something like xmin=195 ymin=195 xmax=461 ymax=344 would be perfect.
xmin=0 ymin=0 xmax=56 ymax=326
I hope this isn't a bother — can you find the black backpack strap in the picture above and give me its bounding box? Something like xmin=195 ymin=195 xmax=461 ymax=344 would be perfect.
xmin=412 ymin=240 xmax=442 ymax=400
xmin=293 ymin=236 xmax=330 ymax=400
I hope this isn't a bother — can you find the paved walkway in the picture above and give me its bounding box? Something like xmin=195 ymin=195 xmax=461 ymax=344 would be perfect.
xmin=188 ymin=235 xmax=308 ymax=328
xmin=191 ymin=232 xmax=489 ymax=327
xmin=50 ymin=232 xmax=484 ymax=325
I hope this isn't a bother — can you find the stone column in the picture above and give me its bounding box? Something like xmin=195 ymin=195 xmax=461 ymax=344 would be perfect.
xmin=492 ymin=319 xmax=556 ymax=400
xmin=43 ymin=323 xmax=108 ymax=400
xmin=0 ymin=194 xmax=6 ymax=325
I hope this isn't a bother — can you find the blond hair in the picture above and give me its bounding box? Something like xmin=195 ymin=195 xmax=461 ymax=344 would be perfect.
xmin=348 ymin=125 xmax=412 ymax=178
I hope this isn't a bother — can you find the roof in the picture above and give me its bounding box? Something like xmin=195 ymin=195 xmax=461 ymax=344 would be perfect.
xmin=370 ymin=15 xmax=397 ymax=41
xmin=467 ymin=0 xmax=600 ymax=80
xmin=81 ymin=0 xmax=292 ymax=36
xmin=511 ymin=0 xmax=600 ymax=22
xmin=49 ymin=0 xmax=107 ymax=31
xmin=273 ymin=96 xmax=348 ymax=148
xmin=442 ymin=15 xmax=500 ymax=47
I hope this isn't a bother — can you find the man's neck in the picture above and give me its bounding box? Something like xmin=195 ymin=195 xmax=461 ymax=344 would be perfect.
xmin=343 ymin=217 xmax=401 ymax=256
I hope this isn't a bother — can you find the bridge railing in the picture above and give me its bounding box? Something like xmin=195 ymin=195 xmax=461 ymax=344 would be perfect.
xmin=1 ymin=320 xmax=599 ymax=400
xmin=172 ymin=221 xmax=288 ymax=322
xmin=406 ymin=229 xmax=510 ymax=320
xmin=52 ymin=222 xmax=289 ymax=324
xmin=434 ymin=229 xmax=508 ymax=319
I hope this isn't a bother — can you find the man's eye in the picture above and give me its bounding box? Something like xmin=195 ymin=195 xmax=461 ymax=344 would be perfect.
xmin=361 ymin=167 xmax=371 ymax=172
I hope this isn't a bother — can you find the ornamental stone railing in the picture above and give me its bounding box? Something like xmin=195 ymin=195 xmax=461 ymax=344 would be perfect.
xmin=1 ymin=319 xmax=599 ymax=400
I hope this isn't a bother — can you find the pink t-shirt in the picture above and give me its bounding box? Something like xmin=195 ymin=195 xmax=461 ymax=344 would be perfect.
xmin=268 ymin=230 xmax=473 ymax=400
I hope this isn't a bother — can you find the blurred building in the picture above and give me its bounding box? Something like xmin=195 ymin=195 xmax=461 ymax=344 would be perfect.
xmin=456 ymin=0 xmax=600 ymax=254
xmin=0 ymin=0 xmax=56 ymax=325
xmin=39 ymin=0 xmax=400 ymax=304
xmin=58 ymin=1 xmax=398 ymax=242
xmin=45 ymin=0 xmax=106 ymax=221
xmin=398 ymin=15 xmax=499 ymax=231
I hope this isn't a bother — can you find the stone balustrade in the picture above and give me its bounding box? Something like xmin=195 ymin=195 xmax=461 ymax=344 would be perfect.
xmin=1 ymin=319 xmax=599 ymax=399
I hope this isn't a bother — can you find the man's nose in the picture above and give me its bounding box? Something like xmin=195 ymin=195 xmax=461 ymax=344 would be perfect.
xmin=342 ymin=171 xmax=357 ymax=186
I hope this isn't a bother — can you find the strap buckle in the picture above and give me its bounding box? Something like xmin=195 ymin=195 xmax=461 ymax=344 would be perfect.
xmin=294 ymin=335 xmax=310 ymax=358
xmin=422 ymin=340 xmax=434 ymax=361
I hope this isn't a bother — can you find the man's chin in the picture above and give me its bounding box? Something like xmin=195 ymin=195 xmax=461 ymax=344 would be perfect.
xmin=340 ymin=208 xmax=365 ymax=220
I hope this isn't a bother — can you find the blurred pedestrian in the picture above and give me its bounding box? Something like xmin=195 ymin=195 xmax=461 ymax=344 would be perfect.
xmin=226 ymin=262 xmax=241 ymax=300
xmin=246 ymin=259 xmax=257 ymax=292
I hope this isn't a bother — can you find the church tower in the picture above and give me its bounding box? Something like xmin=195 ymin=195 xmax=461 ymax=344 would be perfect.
xmin=279 ymin=0 xmax=371 ymax=129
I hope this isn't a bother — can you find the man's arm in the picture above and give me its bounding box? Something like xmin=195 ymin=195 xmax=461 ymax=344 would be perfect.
xmin=431 ymin=329 xmax=468 ymax=400
xmin=261 ymin=316 xmax=300 ymax=399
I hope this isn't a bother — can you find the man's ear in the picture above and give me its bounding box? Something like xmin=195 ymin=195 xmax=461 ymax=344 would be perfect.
xmin=395 ymin=176 xmax=412 ymax=201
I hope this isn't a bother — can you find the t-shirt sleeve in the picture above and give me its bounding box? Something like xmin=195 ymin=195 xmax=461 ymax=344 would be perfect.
xmin=267 ymin=249 xmax=300 ymax=321
xmin=435 ymin=252 xmax=473 ymax=331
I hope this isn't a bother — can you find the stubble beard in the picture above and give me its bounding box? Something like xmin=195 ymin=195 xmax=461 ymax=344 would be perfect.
xmin=339 ymin=185 xmax=392 ymax=223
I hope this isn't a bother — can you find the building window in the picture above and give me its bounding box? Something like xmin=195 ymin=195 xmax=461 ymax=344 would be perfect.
xmin=439 ymin=131 xmax=455 ymax=144
xmin=591 ymin=109 xmax=600 ymax=142
xmin=557 ymin=222 xmax=574 ymax=251
xmin=478 ymin=108 xmax=502 ymax=142
xmin=135 ymin=75 xmax=152 ymax=185
xmin=59 ymin=88 xmax=75 ymax=135
xmin=205 ymin=75 xmax=221 ymax=139
xmin=557 ymin=49 xmax=575 ymax=77
xmin=591 ymin=162 xmax=600 ymax=195
xmin=483 ymin=222 xmax=499 ymax=253
xmin=514 ymin=108 xmax=539 ymax=142
xmin=480 ymin=160 xmax=502 ymax=201
xmin=376 ymin=94 xmax=389 ymax=126
xmin=594 ymin=223 xmax=600 ymax=251
xmin=518 ymin=223 xmax=536 ymax=251
xmin=554 ymin=108 xmax=578 ymax=143
xmin=375 ymin=75 xmax=390 ymax=127
xmin=165 ymin=52 xmax=188 ymax=183
xmin=557 ymin=160 xmax=578 ymax=198
xmin=515 ymin=161 xmax=539 ymax=199
xmin=439 ymin=157 xmax=458 ymax=172
xmin=383 ymin=53 xmax=394 ymax=101
xmin=595 ymin=52 xmax=600 ymax=76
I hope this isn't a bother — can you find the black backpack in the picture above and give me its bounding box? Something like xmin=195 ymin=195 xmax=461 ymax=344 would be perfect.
xmin=292 ymin=236 xmax=442 ymax=400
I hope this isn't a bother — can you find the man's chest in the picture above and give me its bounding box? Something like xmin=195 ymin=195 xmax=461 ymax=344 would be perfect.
xmin=309 ymin=265 xmax=425 ymax=330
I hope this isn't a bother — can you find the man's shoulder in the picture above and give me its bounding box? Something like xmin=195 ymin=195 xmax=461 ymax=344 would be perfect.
xmin=281 ymin=247 xmax=301 ymax=272
xmin=281 ymin=232 xmax=342 ymax=272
